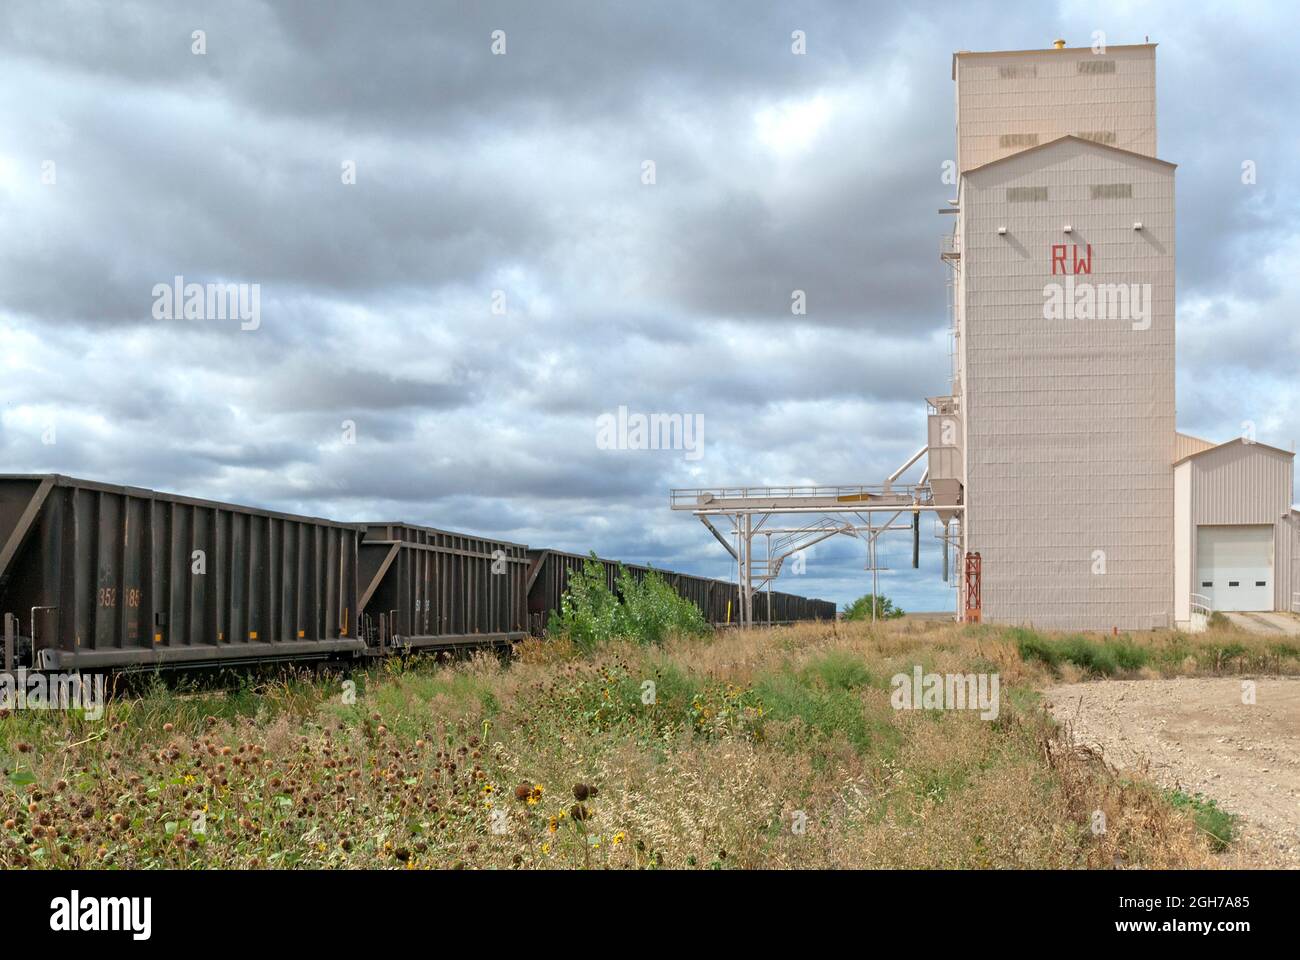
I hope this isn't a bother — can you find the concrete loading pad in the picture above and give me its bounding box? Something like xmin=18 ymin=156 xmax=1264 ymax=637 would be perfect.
xmin=1222 ymin=612 xmax=1300 ymax=637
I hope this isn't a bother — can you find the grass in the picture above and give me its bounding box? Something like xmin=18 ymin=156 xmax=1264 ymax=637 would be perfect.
xmin=1008 ymin=625 xmax=1300 ymax=678
xmin=1011 ymin=629 xmax=1151 ymax=676
xmin=754 ymin=666 xmax=896 ymax=756
xmin=1 ymin=619 xmax=1289 ymax=869
xmin=1164 ymin=789 xmax=1239 ymax=851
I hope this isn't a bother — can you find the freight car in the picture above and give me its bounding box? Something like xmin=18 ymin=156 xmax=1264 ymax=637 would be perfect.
xmin=0 ymin=475 xmax=833 ymax=672
xmin=357 ymin=522 xmax=529 ymax=654
xmin=0 ymin=474 xmax=365 ymax=670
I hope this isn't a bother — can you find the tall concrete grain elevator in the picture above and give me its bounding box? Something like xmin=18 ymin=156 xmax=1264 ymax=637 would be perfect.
xmin=672 ymin=40 xmax=1297 ymax=632
xmin=932 ymin=41 xmax=1296 ymax=631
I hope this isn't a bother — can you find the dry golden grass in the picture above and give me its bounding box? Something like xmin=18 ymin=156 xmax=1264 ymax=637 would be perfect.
xmin=2 ymin=618 xmax=1279 ymax=869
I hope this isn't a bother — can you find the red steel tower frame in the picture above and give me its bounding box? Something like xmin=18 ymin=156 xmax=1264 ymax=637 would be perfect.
xmin=963 ymin=551 xmax=982 ymax=623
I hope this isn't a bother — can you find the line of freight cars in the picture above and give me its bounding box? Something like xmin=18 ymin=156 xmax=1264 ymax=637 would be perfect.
xmin=0 ymin=475 xmax=835 ymax=671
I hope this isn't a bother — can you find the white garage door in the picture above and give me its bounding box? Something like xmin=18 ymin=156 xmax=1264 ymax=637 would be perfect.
xmin=1196 ymin=525 xmax=1274 ymax=612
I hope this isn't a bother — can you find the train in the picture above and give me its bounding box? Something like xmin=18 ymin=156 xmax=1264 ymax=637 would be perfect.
xmin=0 ymin=474 xmax=836 ymax=671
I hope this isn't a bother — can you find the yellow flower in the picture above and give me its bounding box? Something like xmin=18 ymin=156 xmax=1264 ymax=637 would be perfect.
xmin=541 ymin=842 xmax=551 ymax=854
xmin=612 ymin=831 xmax=625 ymax=845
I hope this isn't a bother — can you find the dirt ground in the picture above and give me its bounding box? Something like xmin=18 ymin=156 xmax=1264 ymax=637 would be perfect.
xmin=1045 ymin=676 xmax=1300 ymax=869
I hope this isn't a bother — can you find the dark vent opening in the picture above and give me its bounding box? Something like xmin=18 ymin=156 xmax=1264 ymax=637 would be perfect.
xmin=1090 ymin=183 xmax=1133 ymax=199
xmin=1007 ymin=186 xmax=1048 ymax=202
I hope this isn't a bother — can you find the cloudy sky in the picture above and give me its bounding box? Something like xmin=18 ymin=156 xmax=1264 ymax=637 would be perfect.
xmin=2 ymin=0 xmax=1298 ymax=612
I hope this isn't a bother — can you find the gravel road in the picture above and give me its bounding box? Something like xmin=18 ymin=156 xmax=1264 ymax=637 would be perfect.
xmin=1044 ymin=676 xmax=1300 ymax=869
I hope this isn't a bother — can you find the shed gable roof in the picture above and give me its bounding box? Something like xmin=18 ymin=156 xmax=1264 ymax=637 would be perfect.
xmin=1173 ymin=436 xmax=1295 ymax=467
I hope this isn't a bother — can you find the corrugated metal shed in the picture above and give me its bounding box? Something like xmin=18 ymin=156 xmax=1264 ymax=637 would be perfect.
xmin=1175 ymin=439 xmax=1295 ymax=616
xmin=1293 ymin=510 xmax=1300 ymax=613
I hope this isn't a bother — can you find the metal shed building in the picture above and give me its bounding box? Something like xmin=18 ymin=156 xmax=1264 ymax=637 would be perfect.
xmin=1173 ymin=437 xmax=1296 ymax=626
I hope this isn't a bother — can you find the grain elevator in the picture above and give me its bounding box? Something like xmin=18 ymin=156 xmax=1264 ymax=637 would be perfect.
xmin=930 ymin=40 xmax=1297 ymax=630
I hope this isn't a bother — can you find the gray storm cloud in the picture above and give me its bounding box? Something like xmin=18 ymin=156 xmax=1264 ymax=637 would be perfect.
xmin=1 ymin=0 xmax=1297 ymax=610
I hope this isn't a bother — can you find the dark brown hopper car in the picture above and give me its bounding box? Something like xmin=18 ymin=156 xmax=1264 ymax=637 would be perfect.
xmin=357 ymin=522 xmax=529 ymax=654
xmin=0 ymin=475 xmax=365 ymax=670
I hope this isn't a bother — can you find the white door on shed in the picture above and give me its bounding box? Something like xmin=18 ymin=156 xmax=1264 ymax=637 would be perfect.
xmin=1195 ymin=525 xmax=1274 ymax=612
